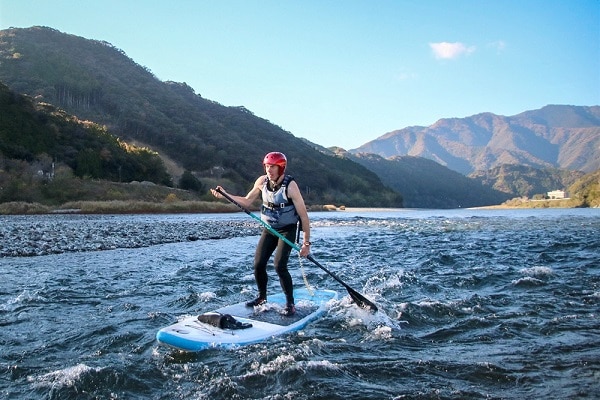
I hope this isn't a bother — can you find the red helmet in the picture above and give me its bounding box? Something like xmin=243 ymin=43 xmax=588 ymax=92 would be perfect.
xmin=263 ymin=152 xmax=287 ymax=174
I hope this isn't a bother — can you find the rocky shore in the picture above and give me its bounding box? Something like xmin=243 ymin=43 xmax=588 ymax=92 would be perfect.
xmin=0 ymin=215 xmax=261 ymax=257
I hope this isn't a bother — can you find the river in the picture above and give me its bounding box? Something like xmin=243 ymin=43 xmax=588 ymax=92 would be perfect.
xmin=1 ymin=208 xmax=598 ymax=399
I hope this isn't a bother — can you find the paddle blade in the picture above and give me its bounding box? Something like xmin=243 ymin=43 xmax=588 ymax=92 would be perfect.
xmin=306 ymin=254 xmax=378 ymax=313
xmin=346 ymin=286 xmax=378 ymax=313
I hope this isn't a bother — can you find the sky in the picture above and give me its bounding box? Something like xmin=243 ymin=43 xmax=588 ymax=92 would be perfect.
xmin=1 ymin=0 xmax=599 ymax=149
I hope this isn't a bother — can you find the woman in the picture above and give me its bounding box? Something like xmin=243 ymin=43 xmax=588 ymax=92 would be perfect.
xmin=211 ymin=152 xmax=311 ymax=316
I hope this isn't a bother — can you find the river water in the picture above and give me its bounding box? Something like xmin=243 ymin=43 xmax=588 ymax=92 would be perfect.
xmin=1 ymin=208 xmax=598 ymax=399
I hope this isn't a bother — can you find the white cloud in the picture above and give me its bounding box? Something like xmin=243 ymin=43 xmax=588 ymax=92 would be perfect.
xmin=429 ymin=42 xmax=475 ymax=59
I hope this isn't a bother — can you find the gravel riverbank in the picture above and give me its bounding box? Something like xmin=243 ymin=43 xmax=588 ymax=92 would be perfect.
xmin=0 ymin=214 xmax=261 ymax=257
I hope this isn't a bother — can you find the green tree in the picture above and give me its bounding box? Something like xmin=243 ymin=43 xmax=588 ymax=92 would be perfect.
xmin=179 ymin=170 xmax=202 ymax=192
xmin=75 ymin=148 xmax=102 ymax=178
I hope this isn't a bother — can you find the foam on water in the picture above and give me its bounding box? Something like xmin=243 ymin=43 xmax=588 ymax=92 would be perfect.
xmin=28 ymin=363 xmax=100 ymax=389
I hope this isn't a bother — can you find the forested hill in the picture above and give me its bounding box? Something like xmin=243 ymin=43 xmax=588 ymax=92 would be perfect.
xmin=340 ymin=151 xmax=511 ymax=208
xmin=0 ymin=26 xmax=402 ymax=207
xmin=0 ymin=81 xmax=173 ymax=203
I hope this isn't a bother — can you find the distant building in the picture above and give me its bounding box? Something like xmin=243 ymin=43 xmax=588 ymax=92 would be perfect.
xmin=547 ymin=190 xmax=566 ymax=199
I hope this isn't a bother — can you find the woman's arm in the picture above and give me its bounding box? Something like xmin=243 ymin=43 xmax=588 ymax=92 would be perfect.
xmin=287 ymin=180 xmax=311 ymax=256
xmin=211 ymin=176 xmax=264 ymax=208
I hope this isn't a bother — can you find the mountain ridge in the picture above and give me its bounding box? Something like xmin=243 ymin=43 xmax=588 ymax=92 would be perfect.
xmin=352 ymin=105 xmax=600 ymax=174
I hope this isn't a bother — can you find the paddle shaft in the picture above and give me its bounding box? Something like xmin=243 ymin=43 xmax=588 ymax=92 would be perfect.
xmin=215 ymin=187 xmax=377 ymax=312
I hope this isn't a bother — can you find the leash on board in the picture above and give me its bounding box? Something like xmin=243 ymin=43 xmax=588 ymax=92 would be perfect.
xmin=296 ymin=222 xmax=314 ymax=296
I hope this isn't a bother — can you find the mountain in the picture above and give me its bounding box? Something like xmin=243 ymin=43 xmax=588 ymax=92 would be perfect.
xmin=334 ymin=150 xmax=511 ymax=208
xmin=352 ymin=106 xmax=600 ymax=175
xmin=0 ymin=26 xmax=401 ymax=207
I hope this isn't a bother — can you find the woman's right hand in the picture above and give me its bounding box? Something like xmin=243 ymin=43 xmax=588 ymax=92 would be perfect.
xmin=210 ymin=186 xmax=225 ymax=199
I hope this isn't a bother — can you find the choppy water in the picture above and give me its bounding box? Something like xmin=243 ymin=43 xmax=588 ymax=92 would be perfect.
xmin=1 ymin=208 xmax=599 ymax=399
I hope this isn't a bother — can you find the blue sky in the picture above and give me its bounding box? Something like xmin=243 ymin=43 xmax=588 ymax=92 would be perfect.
xmin=1 ymin=0 xmax=599 ymax=149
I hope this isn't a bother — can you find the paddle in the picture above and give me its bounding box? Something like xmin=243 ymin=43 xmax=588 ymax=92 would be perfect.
xmin=215 ymin=187 xmax=378 ymax=312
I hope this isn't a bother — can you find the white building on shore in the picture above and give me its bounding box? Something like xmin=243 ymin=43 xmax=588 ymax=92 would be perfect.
xmin=547 ymin=190 xmax=567 ymax=199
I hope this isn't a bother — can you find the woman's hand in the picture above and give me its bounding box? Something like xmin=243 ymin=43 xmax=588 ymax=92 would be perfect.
xmin=299 ymin=242 xmax=311 ymax=257
xmin=211 ymin=186 xmax=225 ymax=199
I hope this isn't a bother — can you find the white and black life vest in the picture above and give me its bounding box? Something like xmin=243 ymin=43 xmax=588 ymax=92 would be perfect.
xmin=260 ymin=175 xmax=298 ymax=229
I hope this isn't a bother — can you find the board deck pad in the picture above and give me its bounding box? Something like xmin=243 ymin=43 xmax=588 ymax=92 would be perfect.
xmin=156 ymin=288 xmax=338 ymax=352
xmin=217 ymin=291 xmax=318 ymax=325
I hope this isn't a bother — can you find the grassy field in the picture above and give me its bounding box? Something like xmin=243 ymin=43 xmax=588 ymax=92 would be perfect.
xmin=0 ymin=200 xmax=242 ymax=215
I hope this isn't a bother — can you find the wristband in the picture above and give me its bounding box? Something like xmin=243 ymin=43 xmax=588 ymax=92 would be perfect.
xmin=302 ymin=241 xmax=311 ymax=246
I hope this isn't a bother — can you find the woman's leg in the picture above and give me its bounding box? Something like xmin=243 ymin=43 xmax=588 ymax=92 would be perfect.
xmin=252 ymin=229 xmax=278 ymax=299
xmin=273 ymin=226 xmax=297 ymax=305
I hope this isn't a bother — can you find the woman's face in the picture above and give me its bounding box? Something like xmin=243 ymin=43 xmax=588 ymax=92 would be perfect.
xmin=265 ymin=164 xmax=280 ymax=180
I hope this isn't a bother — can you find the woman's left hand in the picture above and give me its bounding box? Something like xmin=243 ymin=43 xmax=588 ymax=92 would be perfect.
xmin=299 ymin=243 xmax=311 ymax=257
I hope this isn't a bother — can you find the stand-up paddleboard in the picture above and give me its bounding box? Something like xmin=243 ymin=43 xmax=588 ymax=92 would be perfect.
xmin=156 ymin=288 xmax=338 ymax=351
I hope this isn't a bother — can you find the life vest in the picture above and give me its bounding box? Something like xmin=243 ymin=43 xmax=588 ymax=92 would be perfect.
xmin=261 ymin=175 xmax=298 ymax=229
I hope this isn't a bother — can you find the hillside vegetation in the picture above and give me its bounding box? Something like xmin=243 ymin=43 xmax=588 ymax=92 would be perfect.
xmin=568 ymin=169 xmax=600 ymax=207
xmin=343 ymin=151 xmax=511 ymax=208
xmin=0 ymin=26 xmax=402 ymax=208
xmin=0 ymin=82 xmax=177 ymax=205
xmin=500 ymin=168 xmax=600 ymax=208
xmin=469 ymin=164 xmax=584 ymax=198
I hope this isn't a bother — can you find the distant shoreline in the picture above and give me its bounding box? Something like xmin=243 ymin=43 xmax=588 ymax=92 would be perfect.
xmin=0 ymin=200 xmax=592 ymax=216
xmin=339 ymin=207 xmax=407 ymax=212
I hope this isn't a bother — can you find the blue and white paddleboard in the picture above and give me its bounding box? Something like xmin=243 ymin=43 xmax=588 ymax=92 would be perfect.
xmin=156 ymin=288 xmax=338 ymax=351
